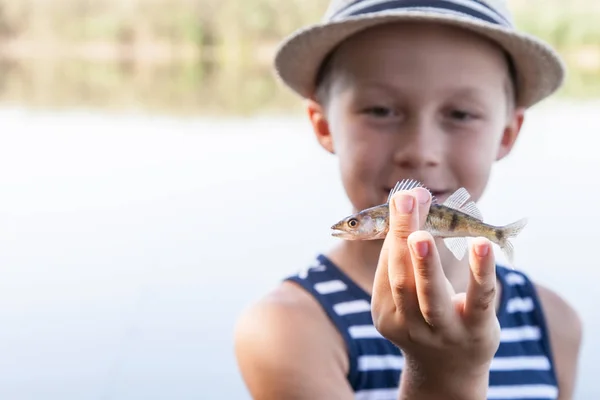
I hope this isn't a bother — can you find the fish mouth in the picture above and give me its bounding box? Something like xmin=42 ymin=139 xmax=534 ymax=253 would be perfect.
xmin=331 ymin=229 xmax=346 ymax=238
xmin=330 ymin=224 xmax=354 ymax=239
xmin=330 ymin=223 xmax=346 ymax=238
xmin=331 ymin=229 xmax=359 ymax=240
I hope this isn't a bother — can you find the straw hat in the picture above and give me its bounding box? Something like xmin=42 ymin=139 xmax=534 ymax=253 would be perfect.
xmin=273 ymin=0 xmax=566 ymax=108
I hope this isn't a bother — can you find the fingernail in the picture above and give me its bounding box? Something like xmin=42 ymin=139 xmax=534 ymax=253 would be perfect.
xmin=413 ymin=240 xmax=429 ymax=257
xmin=474 ymin=241 xmax=489 ymax=257
xmin=394 ymin=194 xmax=414 ymax=214
xmin=415 ymin=188 xmax=430 ymax=205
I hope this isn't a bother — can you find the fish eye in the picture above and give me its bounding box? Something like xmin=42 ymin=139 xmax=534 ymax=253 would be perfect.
xmin=347 ymin=218 xmax=358 ymax=228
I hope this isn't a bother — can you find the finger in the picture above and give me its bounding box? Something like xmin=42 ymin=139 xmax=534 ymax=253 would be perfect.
xmin=408 ymin=230 xmax=454 ymax=329
xmin=463 ymin=237 xmax=497 ymax=326
xmin=413 ymin=187 xmax=433 ymax=229
xmin=387 ymin=191 xmax=420 ymax=316
xmin=371 ymin=235 xmax=393 ymax=325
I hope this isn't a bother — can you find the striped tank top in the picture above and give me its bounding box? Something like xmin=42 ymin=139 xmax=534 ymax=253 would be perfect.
xmin=285 ymin=254 xmax=558 ymax=400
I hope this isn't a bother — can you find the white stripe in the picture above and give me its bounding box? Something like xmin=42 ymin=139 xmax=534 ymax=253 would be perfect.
xmin=332 ymin=0 xmax=510 ymax=26
xmin=487 ymin=384 xmax=558 ymax=399
xmin=314 ymin=280 xmax=347 ymax=294
xmin=355 ymin=388 xmax=399 ymax=400
xmin=505 ymin=272 xmax=526 ymax=285
xmin=333 ymin=300 xmax=371 ymax=315
xmin=349 ymin=325 xmax=383 ymax=339
xmin=500 ymin=326 xmax=541 ymax=342
xmin=358 ymin=355 xmax=404 ymax=371
xmin=506 ymin=297 xmax=534 ymax=313
xmin=490 ymin=356 xmax=551 ymax=371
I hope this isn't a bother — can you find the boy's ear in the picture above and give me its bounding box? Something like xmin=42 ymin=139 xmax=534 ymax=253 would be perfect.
xmin=307 ymin=99 xmax=335 ymax=154
xmin=496 ymin=107 xmax=526 ymax=161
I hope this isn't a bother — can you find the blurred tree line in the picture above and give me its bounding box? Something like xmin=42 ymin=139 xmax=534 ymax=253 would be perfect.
xmin=0 ymin=0 xmax=596 ymax=115
xmin=0 ymin=0 xmax=325 ymax=65
xmin=0 ymin=0 xmax=597 ymax=63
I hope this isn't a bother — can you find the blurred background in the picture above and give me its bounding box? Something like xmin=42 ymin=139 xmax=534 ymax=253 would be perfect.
xmin=0 ymin=0 xmax=597 ymax=399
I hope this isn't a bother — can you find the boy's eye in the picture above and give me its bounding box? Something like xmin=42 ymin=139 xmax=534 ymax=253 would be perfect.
xmin=362 ymin=106 xmax=395 ymax=117
xmin=449 ymin=109 xmax=475 ymax=121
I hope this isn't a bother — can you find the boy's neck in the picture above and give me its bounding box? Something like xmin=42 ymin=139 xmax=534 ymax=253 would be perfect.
xmin=327 ymin=238 xmax=471 ymax=296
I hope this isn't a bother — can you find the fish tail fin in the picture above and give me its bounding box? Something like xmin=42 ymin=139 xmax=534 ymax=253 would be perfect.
xmin=496 ymin=218 xmax=528 ymax=268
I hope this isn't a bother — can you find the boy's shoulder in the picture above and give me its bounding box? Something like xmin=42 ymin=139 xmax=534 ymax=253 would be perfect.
xmin=233 ymin=280 xmax=352 ymax=399
xmin=532 ymin=281 xmax=582 ymax=338
xmin=525 ymin=274 xmax=583 ymax=399
xmin=235 ymin=280 xmax=342 ymax=346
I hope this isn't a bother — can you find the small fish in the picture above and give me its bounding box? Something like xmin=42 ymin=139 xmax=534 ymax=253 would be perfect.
xmin=330 ymin=179 xmax=527 ymax=266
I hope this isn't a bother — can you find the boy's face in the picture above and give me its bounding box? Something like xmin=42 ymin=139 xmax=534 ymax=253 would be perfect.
xmin=307 ymin=22 xmax=525 ymax=212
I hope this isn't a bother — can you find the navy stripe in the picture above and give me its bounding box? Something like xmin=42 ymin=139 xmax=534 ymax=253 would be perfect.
xmin=495 ymin=341 xmax=549 ymax=357
xmin=355 ymin=371 xmax=401 ymax=390
xmin=342 ymin=314 xmax=374 ymax=326
xmin=353 ymin=343 xmax=402 ymax=356
xmin=490 ymin=370 xmax=557 ymax=386
xmin=330 ymin=0 xmax=511 ymax=27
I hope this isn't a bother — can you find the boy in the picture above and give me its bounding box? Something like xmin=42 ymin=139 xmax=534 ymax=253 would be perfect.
xmin=234 ymin=1 xmax=582 ymax=399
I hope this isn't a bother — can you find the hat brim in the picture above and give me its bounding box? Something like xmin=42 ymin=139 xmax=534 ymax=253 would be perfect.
xmin=273 ymin=11 xmax=566 ymax=108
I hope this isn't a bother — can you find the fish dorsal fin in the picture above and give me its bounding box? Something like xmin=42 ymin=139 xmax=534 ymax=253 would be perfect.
xmin=460 ymin=201 xmax=483 ymax=221
xmin=387 ymin=179 xmax=437 ymax=204
xmin=442 ymin=188 xmax=483 ymax=221
xmin=442 ymin=187 xmax=470 ymax=209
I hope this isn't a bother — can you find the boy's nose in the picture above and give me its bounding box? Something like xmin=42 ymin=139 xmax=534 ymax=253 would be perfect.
xmin=392 ymin=124 xmax=443 ymax=169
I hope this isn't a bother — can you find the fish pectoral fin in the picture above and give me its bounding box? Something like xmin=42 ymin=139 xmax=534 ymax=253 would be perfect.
xmin=442 ymin=188 xmax=483 ymax=221
xmin=443 ymin=237 xmax=468 ymax=260
xmin=387 ymin=179 xmax=437 ymax=204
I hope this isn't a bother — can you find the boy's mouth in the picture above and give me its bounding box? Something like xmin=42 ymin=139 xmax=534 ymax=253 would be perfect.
xmin=430 ymin=190 xmax=450 ymax=203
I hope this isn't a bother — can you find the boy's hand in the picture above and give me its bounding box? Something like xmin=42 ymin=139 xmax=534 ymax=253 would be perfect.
xmin=371 ymin=188 xmax=500 ymax=400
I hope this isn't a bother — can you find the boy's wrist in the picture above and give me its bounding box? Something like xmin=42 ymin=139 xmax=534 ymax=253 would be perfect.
xmin=398 ymin=357 xmax=490 ymax=400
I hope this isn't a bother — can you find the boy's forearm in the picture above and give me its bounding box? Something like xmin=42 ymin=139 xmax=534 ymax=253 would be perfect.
xmin=397 ymin=362 xmax=489 ymax=400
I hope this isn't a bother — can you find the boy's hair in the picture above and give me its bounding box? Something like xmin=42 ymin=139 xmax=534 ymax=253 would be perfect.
xmin=273 ymin=0 xmax=565 ymax=110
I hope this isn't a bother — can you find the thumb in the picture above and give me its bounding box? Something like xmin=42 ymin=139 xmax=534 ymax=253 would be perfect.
xmin=388 ymin=191 xmax=419 ymax=242
xmin=388 ymin=188 xmax=431 ymax=241
xmin=385 ymin=189 xmax=432 ymax=315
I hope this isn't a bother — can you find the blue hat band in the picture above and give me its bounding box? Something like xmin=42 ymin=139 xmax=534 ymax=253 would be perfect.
xmin=329 ymin=0 xmax=512 ymax=28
